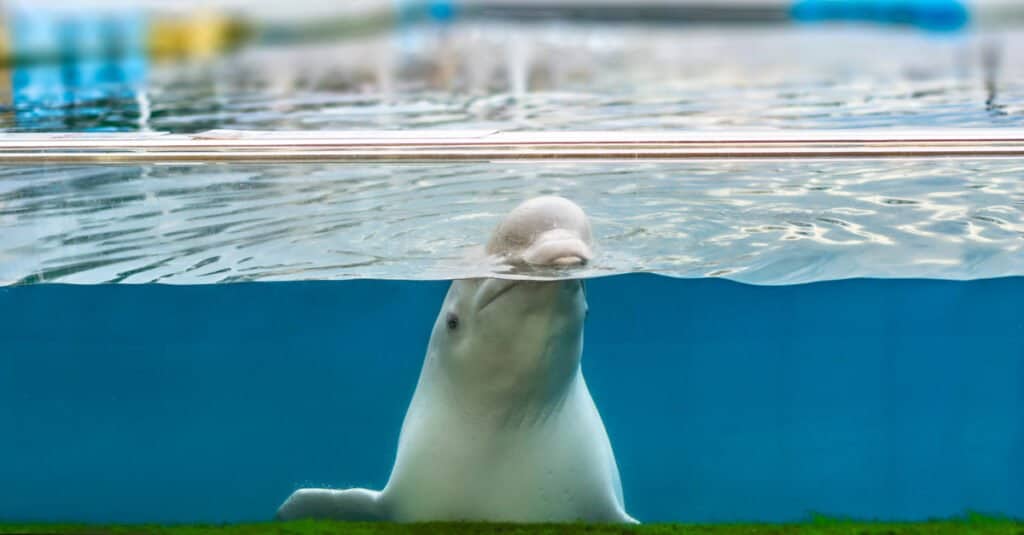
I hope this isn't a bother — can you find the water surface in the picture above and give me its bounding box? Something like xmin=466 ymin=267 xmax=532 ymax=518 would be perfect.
xmin=2 ymin=25 xmax=1023 ymax=284
xmin=2 ymin=159 xmax=1023 ymax=285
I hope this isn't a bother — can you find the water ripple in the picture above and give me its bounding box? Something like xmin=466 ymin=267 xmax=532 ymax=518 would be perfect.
xmin=1 ymin=26 xmax=1022 ymax=133
xmin=2 ymin=159 xmax=1024 ymax=285
xmin=2 ymin=26 xmax=1024 ymax=284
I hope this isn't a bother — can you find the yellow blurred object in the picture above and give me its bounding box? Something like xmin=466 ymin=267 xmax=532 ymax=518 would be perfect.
xmin=148 ymin=9 xmax=249 ymax=61
xmin=0 ymin=19 xmax=9 ymax=107
xmin=0 ymin=17 xmax=9 ymax=66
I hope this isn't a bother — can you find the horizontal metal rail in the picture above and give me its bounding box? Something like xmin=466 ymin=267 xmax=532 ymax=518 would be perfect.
xmin=0 ymin=129 xmax=1022 ymax=163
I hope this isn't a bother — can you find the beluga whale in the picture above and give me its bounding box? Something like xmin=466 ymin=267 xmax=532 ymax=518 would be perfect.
xmin=276 ymin=196 xmax=635 ymax=524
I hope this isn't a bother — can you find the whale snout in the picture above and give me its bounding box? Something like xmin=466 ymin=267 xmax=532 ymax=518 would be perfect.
xmin=521 ymin=229 xmax=592 ymax=267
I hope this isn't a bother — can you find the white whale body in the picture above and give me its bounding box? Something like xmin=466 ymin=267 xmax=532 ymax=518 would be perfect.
xmin=277 ymin=196 xmax=635 ymax=523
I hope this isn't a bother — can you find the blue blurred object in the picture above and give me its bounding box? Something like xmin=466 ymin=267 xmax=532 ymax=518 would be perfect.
xmin=396 ymin=0 xmax=457 ymax=26
xmin=7 ymin=5 xmax=147 ymax=62
xmin=791 ymin=0 xmax=970 ymax=31
xmin=406 ymin=0 xmax=975 ymax=31
xmin=7 ymin=6 xmax=148 ymax=130
xmin=427 ymin=0 xmax=458 ymax=22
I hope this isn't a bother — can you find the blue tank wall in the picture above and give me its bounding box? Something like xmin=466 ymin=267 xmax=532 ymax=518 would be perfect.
xmin=0 ymin=275 xmax=1021 ymax=523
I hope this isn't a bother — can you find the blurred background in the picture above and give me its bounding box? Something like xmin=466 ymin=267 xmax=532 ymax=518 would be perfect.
xmin=0 ymin=0 xmax=1020 ymax=132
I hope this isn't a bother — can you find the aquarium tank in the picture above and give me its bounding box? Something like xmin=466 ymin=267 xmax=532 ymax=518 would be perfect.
xmin=0 ymin=0 xmax=1022 ymax=532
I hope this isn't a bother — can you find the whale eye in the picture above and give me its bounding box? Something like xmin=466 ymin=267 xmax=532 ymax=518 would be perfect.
xmin=446 ymin=312 xmax=459 ymax=331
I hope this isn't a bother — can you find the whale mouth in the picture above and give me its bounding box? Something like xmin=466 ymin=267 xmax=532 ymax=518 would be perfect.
xmin=475 ymin=279 xmax=520 ymax=312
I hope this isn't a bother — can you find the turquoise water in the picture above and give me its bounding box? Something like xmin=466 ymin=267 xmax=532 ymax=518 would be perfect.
xmin=2 ymin=157 xmax=1021 ymax=523
xmin=1 ymin=20 xmax=1023 ymax=526
xmin=1 ymin=276 xmax=1021 ymax=523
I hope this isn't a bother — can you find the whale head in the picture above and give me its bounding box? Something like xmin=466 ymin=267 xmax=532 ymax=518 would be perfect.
xmin=426 ymin=196 xmax=593 ymax=418
xmin=485 ymin=195 xmax=593 ymax=268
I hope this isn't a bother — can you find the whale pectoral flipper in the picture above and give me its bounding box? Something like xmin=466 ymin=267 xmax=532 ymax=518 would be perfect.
xmin=275 ymin=488 xmax=384 ymax=521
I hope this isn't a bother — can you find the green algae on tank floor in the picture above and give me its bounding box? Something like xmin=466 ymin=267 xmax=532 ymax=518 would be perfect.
xmin=2 ymin=516 xmax=1022 ymax=535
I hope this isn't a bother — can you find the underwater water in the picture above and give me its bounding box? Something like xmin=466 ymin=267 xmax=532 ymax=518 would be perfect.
xmin=1 ymin=275 xmax=1021 ymax=524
